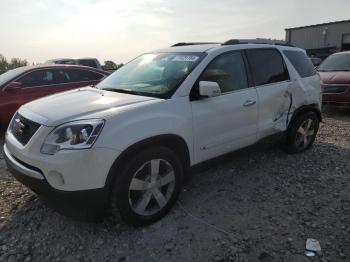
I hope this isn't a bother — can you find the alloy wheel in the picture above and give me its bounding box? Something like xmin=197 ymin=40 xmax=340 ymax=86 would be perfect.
xmin=295 ymin=118 xmax=315 ymax=150
xmin=128 ymin=159 xmax=175 ymax=216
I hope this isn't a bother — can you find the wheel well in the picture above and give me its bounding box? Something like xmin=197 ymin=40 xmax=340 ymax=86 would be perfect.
xmin=288 ymin=104 xmax=322 ymax=129
xmin=104 ymin=134 xmax=191 ymax=191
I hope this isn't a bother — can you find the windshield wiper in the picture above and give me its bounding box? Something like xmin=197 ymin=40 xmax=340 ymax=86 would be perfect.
xmin=102 ymin=88 xmax=139 ymax=95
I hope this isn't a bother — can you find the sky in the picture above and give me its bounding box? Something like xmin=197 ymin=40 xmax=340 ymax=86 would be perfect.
xmin=1 ymin=0 xmax=350 ymax=64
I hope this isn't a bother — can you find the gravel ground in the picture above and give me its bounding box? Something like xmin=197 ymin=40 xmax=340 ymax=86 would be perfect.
xmin=0 ymin=108 xmax=349 ymax=262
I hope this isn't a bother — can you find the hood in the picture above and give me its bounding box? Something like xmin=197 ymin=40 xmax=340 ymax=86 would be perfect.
xmin=319 ymin=71 xmax=350 ymax=85
xmin=19 ymin=87 xmax=159 ymax=126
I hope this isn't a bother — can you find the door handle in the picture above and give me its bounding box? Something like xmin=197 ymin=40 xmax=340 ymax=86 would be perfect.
xmin=243 ymin=99 xmax=256 ymax=107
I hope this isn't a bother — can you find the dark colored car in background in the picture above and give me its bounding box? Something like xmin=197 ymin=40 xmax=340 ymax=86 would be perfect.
xmin=0 ymin=65 xmax=109 ymax=129
xmin=318 ymin=51 xmax=350 ymax=107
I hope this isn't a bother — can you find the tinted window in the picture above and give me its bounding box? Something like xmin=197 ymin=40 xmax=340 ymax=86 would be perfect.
xmin=78 ymin=59 xmax=98 ymax=68
xmin=200 ymin=52 xmax=248 ymax=93
xmin=68 ymin=69 xmax=104 ymax=82
xmin=283 ymin=50 xmax=316 ymax=78
xmin=246 ymin=49 xmax=289 ymax=86
xmin=54 ymin=69 xmax=71 ymax=83
xmin=18 ymin=69 xmax=56 ymax=87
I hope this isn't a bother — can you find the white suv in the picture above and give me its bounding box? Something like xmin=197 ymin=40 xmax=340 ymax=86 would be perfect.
xmin=4 ymin=41 xmax=322 ymax=226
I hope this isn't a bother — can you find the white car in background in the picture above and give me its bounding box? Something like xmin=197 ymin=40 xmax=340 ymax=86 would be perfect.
xmin=46 ymin=58 xmax=103 ymax=70
xmin=4 ymin=40 xmax=321 ymax=226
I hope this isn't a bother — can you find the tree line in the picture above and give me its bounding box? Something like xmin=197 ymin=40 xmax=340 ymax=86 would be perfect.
xmin=102 ymin=60 xmax=124 ymax=71
xmin=0 ymin=54 xmax=28 ymax=74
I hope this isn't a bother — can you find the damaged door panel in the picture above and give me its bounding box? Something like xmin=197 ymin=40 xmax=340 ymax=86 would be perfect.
xmin=278 ymin=75 xmax=322 ymax=131
xmin=278 ymin=49 xmax=323 ymax=131
xmin=245 ymin=48 xmax=322 ymax=139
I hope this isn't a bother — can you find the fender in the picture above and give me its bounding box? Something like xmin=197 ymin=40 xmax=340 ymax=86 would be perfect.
xmin=288 ymin=104 xmax=322 ymax=129
xmin=103 ymin=134 xmax=191 ymax=197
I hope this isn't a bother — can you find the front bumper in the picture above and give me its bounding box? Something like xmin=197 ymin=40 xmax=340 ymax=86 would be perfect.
xmin=4 ymin=143 xmax=109 ymax=221
xmin=4 ymin=114 xmax=121 ymax=221
xmin=5 ymin=127 xmax=120 ymax=191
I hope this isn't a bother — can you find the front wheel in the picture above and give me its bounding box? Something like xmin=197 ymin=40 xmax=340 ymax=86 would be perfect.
xmin=111 ymin=147 xmax=183 ymax=226
xmin=286 ymin=111 xmax=319 ymax=154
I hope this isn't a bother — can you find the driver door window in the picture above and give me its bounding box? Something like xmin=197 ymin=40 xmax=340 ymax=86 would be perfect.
xmin=200 ymin=52 xmax=248 ymax=93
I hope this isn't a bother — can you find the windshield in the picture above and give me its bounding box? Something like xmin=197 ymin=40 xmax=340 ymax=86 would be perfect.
xmin=318 ymin=53 xmax=350 ymax=72
xmin=0 ymin=67 xmax=27 ymax=86
xmin=97 ymin=52 xmax=205 ymax=98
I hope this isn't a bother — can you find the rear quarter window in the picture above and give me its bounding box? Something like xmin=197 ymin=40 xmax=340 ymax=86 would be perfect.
xmin=246 ymin=48 xmax=290 ymax=86
xmin=283 ymin=50 xmax=316 ymax=78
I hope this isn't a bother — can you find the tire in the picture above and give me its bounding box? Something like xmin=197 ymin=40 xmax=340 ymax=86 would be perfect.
xmin=286 ymin=111 xmax=319 ymax=154
xmin=111 ymin=146 xmax=183 ymax=226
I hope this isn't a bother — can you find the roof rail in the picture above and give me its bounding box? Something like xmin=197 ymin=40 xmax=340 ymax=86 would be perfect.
xmin=171 ymin=42 xmax=218 ymax=47
xmin=222 ymin=39 xmax=294 ymax=47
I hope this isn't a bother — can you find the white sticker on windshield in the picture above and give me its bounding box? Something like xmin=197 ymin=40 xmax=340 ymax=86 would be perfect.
xmin=172 ymin=56 xmax=199 ymax=62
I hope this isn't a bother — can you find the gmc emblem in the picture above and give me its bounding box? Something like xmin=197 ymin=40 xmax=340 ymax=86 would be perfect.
xmin=13 ymin=118 xmax=25 ymax=135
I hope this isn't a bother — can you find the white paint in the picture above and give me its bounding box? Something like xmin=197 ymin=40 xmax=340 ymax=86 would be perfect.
xmin=5 ymin=44 xmax=321 ymax=192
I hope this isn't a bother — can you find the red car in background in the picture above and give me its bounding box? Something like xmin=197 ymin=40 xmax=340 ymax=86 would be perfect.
xmin=0 ymin=65 xmax=109 ymax=129
xmin=318 ymin=51 xmax=350 ymax=107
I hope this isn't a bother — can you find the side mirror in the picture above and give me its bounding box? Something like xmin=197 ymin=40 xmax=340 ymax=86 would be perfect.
xmin=5 ymin=82 xmax=22 ymax=91
xmin=199 ymin=81 xmax=221 ymax=98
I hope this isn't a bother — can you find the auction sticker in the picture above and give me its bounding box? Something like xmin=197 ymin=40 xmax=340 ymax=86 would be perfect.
xmin=172 ymin=56 xmax=199 ymax=62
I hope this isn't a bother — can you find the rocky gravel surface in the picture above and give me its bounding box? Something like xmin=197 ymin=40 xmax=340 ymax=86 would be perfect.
xmin=0 ymin=108 xmax=349 ymax=262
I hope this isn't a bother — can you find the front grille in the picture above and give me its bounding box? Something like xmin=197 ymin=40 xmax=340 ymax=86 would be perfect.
xmin=323 ymin=85 xmax=349 ymax=94
xmin=11 ymin=113 xmax=41 ymax=145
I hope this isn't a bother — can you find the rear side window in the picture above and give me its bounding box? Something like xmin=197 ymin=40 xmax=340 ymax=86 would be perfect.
xmin=67 ymin=69 xmax=104 ymax=82
xmin=246 ymin=49 xmax=289 ymax=86
xmin=283 ymin=50 xmax=316 ymax=78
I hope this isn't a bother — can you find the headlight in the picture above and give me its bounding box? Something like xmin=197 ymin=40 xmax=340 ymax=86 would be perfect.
xmin=41 ymin=119 xmax=104 ymax=155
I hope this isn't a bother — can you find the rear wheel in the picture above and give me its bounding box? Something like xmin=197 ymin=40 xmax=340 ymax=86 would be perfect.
xmin=111 ymin=147 xmax=183 ymax=226
xmin=286 ymin=111 xmax=319 ymax=153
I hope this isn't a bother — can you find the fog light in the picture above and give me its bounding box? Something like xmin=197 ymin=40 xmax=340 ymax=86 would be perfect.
xmin=48 ymin=171 xmax=65 ymax=186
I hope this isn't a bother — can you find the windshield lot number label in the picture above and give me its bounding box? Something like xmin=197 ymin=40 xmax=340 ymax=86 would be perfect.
xmin=172 ymin=56 xmax=199 ymax=62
